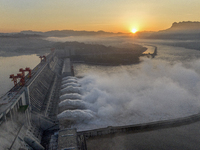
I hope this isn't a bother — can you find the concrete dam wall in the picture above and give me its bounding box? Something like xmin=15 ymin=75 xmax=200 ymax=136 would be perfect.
xmin=77 ymin=112 xmax=200 ymax=138
xmin=0 ymin=51 xmax=68 ymax=150
xmin=29 ymin=65 xmax=55 ymax=113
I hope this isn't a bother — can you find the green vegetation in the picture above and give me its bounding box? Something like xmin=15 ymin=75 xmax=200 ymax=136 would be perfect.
xmin=18 ymin=105 xmax=28 ymax=113
xmin=55 ymin=42 xmax=147 ymax=65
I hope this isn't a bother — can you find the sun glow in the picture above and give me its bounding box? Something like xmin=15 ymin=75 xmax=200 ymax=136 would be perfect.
xmin=131 ymin=28 xmax=138 ymax=33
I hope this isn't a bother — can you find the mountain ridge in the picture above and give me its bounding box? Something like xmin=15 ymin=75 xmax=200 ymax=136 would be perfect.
xmin=167 ymin=21 xmax=200 ymax=31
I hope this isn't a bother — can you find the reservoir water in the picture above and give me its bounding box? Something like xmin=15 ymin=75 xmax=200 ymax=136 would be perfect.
xmin=0 ymin=54 xmax=40 ymax=96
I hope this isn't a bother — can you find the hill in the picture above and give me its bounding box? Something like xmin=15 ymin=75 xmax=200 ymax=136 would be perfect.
xmin=144 ymin=21 xmax=200 ymax=40
xmin=166 ymin=21 xmax=200 ymax=32
xmin=0 ymin=30 xmax=127 ymax=38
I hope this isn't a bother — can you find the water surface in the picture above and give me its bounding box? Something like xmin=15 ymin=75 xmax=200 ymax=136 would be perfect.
xmin=0 ymin=55 xmax=40 ymax=96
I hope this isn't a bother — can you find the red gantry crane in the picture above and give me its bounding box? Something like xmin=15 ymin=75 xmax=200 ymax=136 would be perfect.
xmin=19 ymin=67 xmax=32 ymax=78
xmin=39 ymin=55 xmax=46 ymax=62
xmin=9 ymin=73 xmax=25 ymax=86
xmin=10 ymin=67 xmax=32 ymax=86
xmin=9 ymin=74 xmax=18 ymax=86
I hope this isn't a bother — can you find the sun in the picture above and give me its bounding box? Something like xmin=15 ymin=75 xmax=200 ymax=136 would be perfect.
xmin=131 ymin=28 xmax=138 ymax=33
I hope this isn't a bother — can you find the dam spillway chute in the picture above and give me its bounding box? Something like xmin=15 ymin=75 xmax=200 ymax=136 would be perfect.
xmin=61 ymin=82 xmax=81 ymax=89
xmin=61 ymin=78 xmax=78 ymax=85
xmin=57 ymin=109 xmax=94 ymax=122
xmin=58 ymin=73 xmax=93 ymax=124
xmin=59 ymin=99 xmax=86 ymax=110
xmin=59 ymin=93 xmax=82 ymax=101
xmin=62 ymin=76 xmax=78 ymax=81
xmin=60 ymin=86 xmax=82 ymax=95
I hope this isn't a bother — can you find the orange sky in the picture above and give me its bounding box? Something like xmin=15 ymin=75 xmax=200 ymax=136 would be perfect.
xmin=0 ymin=0 xmax=200 ymax=33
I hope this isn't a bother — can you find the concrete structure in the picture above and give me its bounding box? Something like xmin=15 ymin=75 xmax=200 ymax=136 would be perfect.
xmin=0 ymin=50 xmax=74 ymax=150
xmin=58 ymin=128 xmax=78 ymax=150
xmin=78 ymin=112 xmax=200 ymax=137
xmin=85 ymin=121 xmax=200 ymax=150
xmin=62 ymin=58 xmax=72 ymax=77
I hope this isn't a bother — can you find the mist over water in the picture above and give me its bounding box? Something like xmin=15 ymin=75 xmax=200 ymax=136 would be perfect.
xmin=45 ymin=36 xmax=126 ymax=46
xmin=69 ymin=56 xmax=200 ymax=131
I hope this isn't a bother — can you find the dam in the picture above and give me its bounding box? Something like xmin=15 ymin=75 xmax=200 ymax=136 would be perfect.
xmin=0 ymin=49 xmax=80 ymax=150
xmin=1 ymin=46 xmax=200 ymax=150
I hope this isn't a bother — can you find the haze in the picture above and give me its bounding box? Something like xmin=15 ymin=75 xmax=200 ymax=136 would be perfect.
xmin=1 ymin=0 xmax=200 ymax=33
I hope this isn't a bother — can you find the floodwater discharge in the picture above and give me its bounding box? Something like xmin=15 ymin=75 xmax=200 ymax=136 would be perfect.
xmin=70 ymin=44 xmax=200 ymax=131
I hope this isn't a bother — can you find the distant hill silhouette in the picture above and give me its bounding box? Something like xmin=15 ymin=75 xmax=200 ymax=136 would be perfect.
xmin=44 ymin=30 xmax=123 ymax=37
xmin=0 ymin=30 xmax=126 ymax=38
xmin=167 ymin=21 xmax=200 ymax=32
xmin=143 ymin=21 xmax=200 ymax=40
xmin=1 ymin=21 xmax=200 ymax=40
xmin=0 ymin=32 xmax=43 ymax=38
xmin=19 ymin=30 xmax=125 ymax=37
